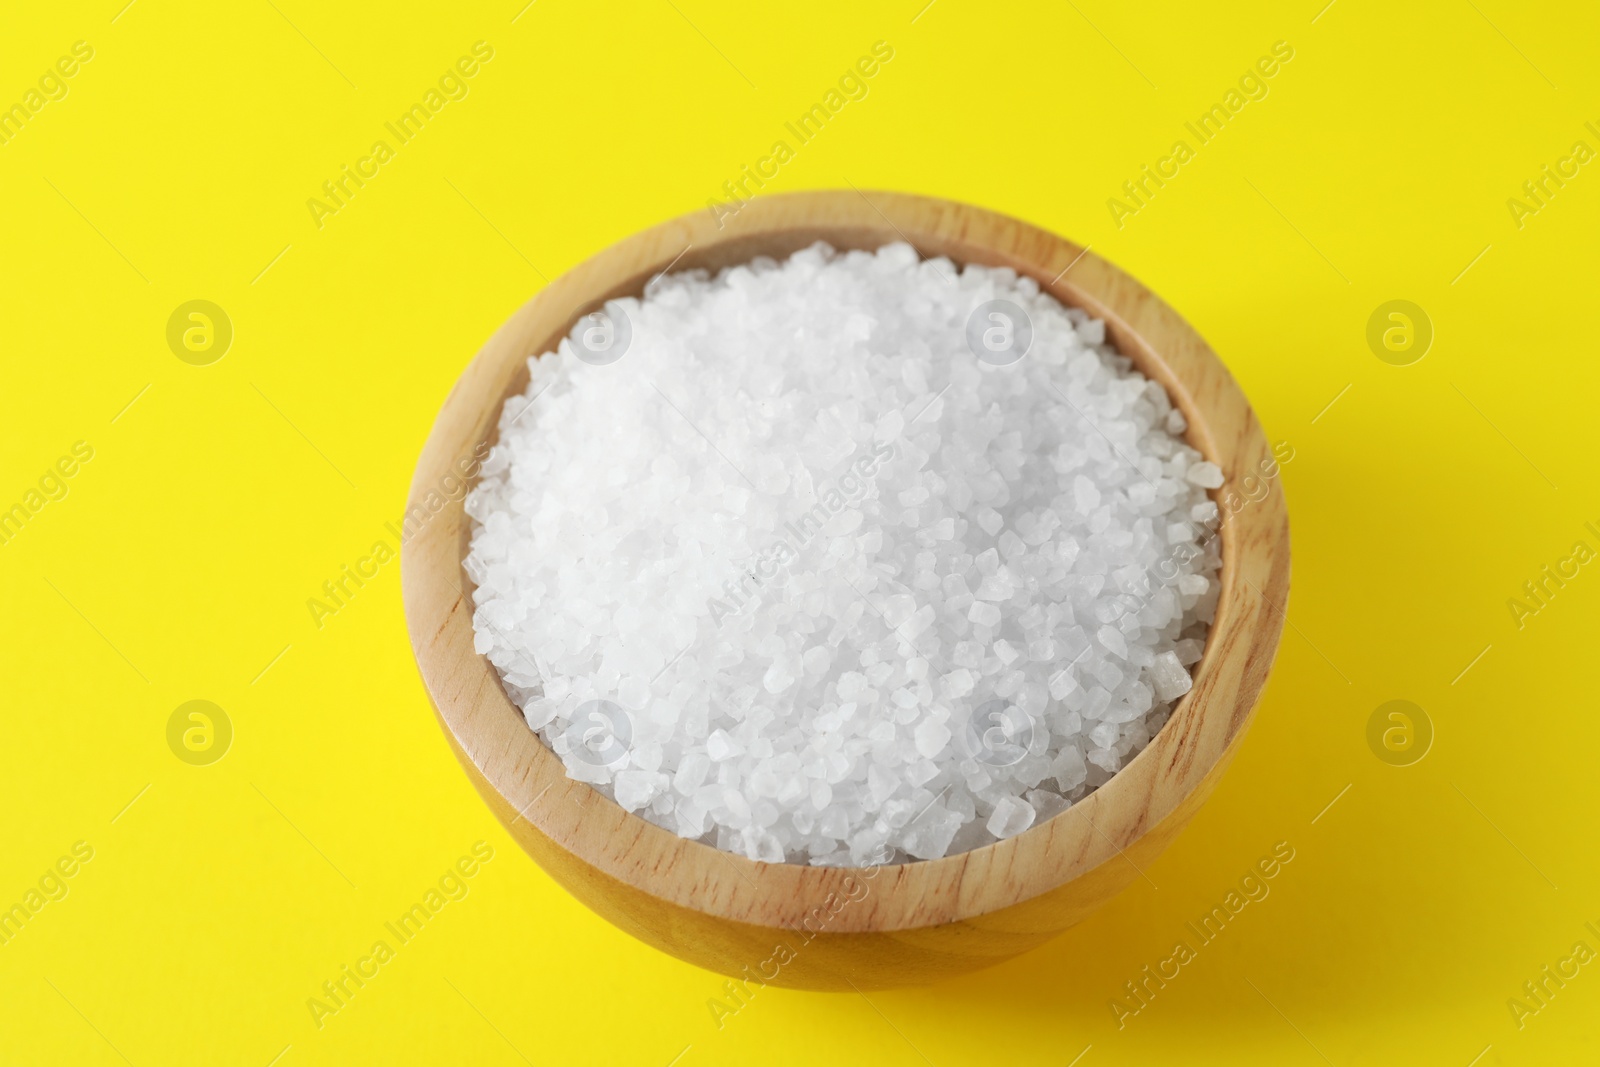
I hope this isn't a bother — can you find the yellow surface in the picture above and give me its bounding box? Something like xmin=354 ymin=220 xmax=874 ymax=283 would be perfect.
xmin=2 ymin=1 xmax=1596 ymax=1063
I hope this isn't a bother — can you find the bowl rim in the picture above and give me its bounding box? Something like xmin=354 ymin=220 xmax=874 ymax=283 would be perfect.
xmin=401 ymin=188 xmax=1290 ymax=934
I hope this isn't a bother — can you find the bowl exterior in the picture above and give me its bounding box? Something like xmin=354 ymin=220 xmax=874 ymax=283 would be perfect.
xmin=442 ymin=707 xmax=1249 ymax=990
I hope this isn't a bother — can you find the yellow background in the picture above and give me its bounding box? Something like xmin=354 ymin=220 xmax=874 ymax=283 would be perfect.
xmin=3 ymin=0 xmax=1597 ymax=1063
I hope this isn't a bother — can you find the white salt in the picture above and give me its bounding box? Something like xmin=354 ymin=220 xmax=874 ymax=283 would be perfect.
xmin=913 ymin=718 xmax=952 ymax=759
xmin=466 ymin=242 xmax=1222 ymax=866
xmin=987 ymin=795 xmax=1036 ymax=839
xmin=1149 ymin=650 xmax=1194 ymax=701
xmin=1186 ymin=460 xmax=1225 ymax=489
xmin=969 ymin=601 xmax=1002 ymax=627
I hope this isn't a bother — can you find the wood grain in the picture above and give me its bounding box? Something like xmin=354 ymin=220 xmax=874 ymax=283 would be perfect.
xmin=401 ymin=190 xmax=1291 ymax=990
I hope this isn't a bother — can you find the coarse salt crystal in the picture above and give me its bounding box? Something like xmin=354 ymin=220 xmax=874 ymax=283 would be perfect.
xmin=1186 ymin=461 xmax=1225 ymax=489
xmin=987 ymin=795 xmax=1036 ymax=839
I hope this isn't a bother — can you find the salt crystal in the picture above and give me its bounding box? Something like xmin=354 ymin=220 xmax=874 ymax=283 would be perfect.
xmin=914 ymin=717 xmax=952 ymax=758
xmin=1051 ymin=747 xmax=1088 ymax=791
xmin=975 ymin=575 xmax=1013 ymax=601
xmin=706 ymin=729 xmax=743 ymax=761
xmin=902 ymin=805 xmax=963 ymax=860
xmin=1149 ymin=650 xmax=1193 ymax=701
xmin=1026 ymin=788 xmax=1072 ymax=821
xmin=674 ymin=751 xmax=711 ymax=795
xmin=941 ymin=668 xmax=975 ymax=698
xmin=614 ymin=769 xmax=661 ymax=811
xmin=837 ymin=672 xmax=869 ymax=701
xmin=987 ymin=795 xmax=1036 ymax=839
xmin=763 ymin=660 xmax=796 ymax=694
xmin=1097 ymin=624 xmax=1128 ymax=660
xmin=1186 ymin=461 xmax=1225 ymax=489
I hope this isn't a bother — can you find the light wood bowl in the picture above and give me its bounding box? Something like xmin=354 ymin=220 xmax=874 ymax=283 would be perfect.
xmin=402 ymin=190 xmax=1290 ymax=990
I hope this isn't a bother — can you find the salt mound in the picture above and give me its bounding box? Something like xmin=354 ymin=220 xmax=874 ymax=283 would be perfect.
xmin=465 ymin=242 xmax=1220 ymax=866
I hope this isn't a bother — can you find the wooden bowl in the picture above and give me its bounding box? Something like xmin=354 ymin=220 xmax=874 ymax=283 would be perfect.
xmin=402 ymin=190 xmax=1290 ymax=991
